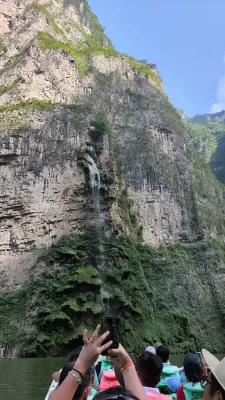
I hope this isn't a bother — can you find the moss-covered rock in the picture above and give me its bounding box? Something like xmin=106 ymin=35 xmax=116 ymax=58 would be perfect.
xmin=188 ymin=118 xmax=225 ymax=184
xmin=0 ymin=229 xmax=225 ymax=356
xmin=1 ymin=0 xmax=225 ymax=359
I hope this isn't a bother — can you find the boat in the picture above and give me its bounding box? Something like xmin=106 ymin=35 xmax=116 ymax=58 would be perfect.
xmin=44 ymin=378 xmax=58 ymax=400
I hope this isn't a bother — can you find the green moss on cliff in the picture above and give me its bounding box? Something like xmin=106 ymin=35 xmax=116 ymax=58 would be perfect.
xmin=186 ymin=144 xmax=225 ymax=234
xmin=0 ymin=229 xmax=225 ymax=356
xmin=26 ymin=2 xmax=66 ymax=39
xmin=188 ymin=121 xmax=222 ymax=162
xmin=37 ymin=30 xmax=116 ymax=75
xmin=0 ymin=41 xmax=6 ymax=53
xmin=0 ymin=78 xmax=22 ymax=96
xmin=38 ymin=31 xmax=90 ymax=74
xmin=126 ymin=57 xmax=162 ymax=89
xmin=188 ymin=121 xmax=225 ymax=185
xmin=0 ymin=99 xmax=55 ymax=112
xmin=64 ymin=0 xmax=113 ymax=48
xmin=0 ymin=45 xmax=30 ymax=76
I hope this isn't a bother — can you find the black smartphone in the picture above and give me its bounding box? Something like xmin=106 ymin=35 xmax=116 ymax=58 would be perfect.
xmin=101 ymin=316 xmax=121 ymax=356
xmin=196 ymin=352 xmax=202 ymax=360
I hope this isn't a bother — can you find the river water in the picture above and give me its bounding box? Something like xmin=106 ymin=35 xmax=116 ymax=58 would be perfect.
xmin=0 ymin=355 xmax=224 ymax=400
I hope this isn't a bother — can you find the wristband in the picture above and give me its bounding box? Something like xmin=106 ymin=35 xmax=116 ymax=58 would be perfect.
xmin=72 ymin=368 xmax=84 ymax=380
xmin=69 ymin=371 xmax=82 ymax=384
xmin=120 ymin=361 xmax=134 ymax=373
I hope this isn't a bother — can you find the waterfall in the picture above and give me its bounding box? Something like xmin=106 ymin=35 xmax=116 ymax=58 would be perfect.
xmin=84 ymin=146 xmax=100 ymax=196
xmin=84 ymin=144 xmax=102 ymax=231
xmin=84 ymin=145 xmax=110 ymax=310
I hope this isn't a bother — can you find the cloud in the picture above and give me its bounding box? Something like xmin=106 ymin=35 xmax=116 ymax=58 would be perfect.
xmin=211 ymin=55 xmax=225 ymax=113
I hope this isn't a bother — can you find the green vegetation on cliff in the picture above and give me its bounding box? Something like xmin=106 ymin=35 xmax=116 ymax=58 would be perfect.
xmin=0 ymin=228 xmax=225 ymax=356
xmin=0 ymin=99 xmax=55 ymax=112
xmin=26 ymin=2 xmax=66 ymax=39
xmin=188 ymin=121 xmax=225 ymax=162
xmin=63 ymin=0 xmax=113 ymax=48
xmin=37 ymin=30 xmax=161 ymax=88
xmin=1 ymin=0 xmax=225 ymax=359
xmin=188 ymin=120 xmax=225 ymax=184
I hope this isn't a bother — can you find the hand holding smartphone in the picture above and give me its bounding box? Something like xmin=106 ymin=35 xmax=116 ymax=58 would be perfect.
xmin=196 ymin=352 xmax=202 ymax=360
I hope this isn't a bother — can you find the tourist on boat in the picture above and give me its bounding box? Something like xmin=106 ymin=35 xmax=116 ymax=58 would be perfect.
xmin=146 ymin=346 xmax=156 ymax=355
xmin=99 ymin=369 xmax=120 ymax=391
xmin=52 ymin=348 xmax=83 ymax=384
xmin=164 ymin=375 xmax=181 ymax=394
xmin=49 ymin=324 xmax=148 ymax=400
xmin=114 ymin=353 xmax=140 ymax=387
xmin=92 ymin=386 xmax=140 ymax=400
xmin=202 ymin=350 xmax=225 ymax=400
xmin=138 ymin=350 xmax=171 ymax=400
xmin=156 ymin=346 xmax=170 ymax=365
xmin=154 ymin=343 xmax=162 ymax=350
xmin=58 ymin=361 xmax=92 ymax=400
xmin=176 ymin=353 xmax=202 ymax=400
xmin=97 ymin=356 xmax=114 ymax=382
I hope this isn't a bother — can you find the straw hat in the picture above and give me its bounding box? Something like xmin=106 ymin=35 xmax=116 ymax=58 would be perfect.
xmin=202 ymin=349 xmax=225 ymax=390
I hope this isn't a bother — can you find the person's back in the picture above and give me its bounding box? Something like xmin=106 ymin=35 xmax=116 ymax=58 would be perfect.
xmin=176 ymin=354 xmax=203 ymax=400
xmin=99 ymin=370 xmax=120 ymax=391
xmin=156 ymin=346 xmax=170 ymax=365
xmin=139 ymin=351 xmax=171 ymax=400
xmin=156 ymin=345 xmax=179 ymax=381
xmin=49 ymin=361 xmax=92 ymax=400
xmin=46 ymin=347 xmax=84 ymax=400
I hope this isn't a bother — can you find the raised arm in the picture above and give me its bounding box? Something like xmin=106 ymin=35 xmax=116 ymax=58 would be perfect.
xmin=49 ymin=325 xmax=112 ymax=400
xmin=109 ymin=345 xmax=148 ymax=400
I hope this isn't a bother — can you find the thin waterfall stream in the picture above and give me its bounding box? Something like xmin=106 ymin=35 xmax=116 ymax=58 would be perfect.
xmin=84 ymin=144 xmax=110 ymax=312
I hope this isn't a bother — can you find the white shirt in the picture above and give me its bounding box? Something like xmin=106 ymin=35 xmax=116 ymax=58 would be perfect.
xmin=144 ymin=387 xmax=160 ymax=396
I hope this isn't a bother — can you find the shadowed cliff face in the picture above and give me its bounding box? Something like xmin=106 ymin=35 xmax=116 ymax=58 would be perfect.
xmin=0 ymin=0 xmax=225 ymax=356
xmin=188 ymin=111 xmax=225 ymax=184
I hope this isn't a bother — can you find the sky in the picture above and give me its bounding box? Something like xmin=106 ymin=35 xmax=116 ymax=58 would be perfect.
xmin=88 ymin=0 xmax=225 ymax=117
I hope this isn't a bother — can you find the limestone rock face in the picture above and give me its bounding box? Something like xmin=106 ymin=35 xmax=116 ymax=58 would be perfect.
xmin=0 ymin=0 xmax=225 ymax=356
xmin=0 ymin=0 xmax=225 ymax=290
xmin=192 ymin=110 xmax=225 ymax=124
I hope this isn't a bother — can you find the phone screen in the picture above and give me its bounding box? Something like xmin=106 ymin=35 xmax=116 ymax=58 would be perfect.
xmin=196 ymin=352 xmax=202 ymax=360
xmin=101 ymin=317 xmax=120 ymax=355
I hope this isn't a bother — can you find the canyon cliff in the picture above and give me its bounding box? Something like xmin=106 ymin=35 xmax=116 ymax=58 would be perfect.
xmin=0 ymin=0 xmax=225 ymax=356
xmin=189 ymin=111 xmax=225 ymax=184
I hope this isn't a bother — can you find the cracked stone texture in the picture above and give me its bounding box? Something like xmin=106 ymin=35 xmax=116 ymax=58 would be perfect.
xmin=0 ymin=0 xmax=225 ymax=292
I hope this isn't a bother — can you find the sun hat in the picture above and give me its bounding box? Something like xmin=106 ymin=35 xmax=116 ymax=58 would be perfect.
xmin=202 ymin=349 xmax=225 ymax=391
xmin=164 ymin=375 xmax=181 ymax=392
xmin=145 ymin=346 xmax=156 ymax=355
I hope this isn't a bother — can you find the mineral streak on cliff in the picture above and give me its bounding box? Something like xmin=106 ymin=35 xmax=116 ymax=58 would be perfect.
xmin=0 ymin=0 xmax=225 ymax=356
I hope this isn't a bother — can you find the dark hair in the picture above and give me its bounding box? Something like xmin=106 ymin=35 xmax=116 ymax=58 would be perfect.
xmin=93 ymin=386 xmax=139 ymax=400
xmin=210 ymin=373 xmax=225 ymax=400
xmin=68 ymin=347 xmax=83 ymax=362
xmin=156 ymin=345 xmax=170 ymax=363
xmin=114 ymin=353 xmax=140 ymax=388
xmin=184 ymin=361 xmax=202 ymax=384
xmin=59 ymin=362 xmax=91 ymax=400
xmin=184 ymin=351 xmax=195 ymax=356
xmin=139 ymin=351 xmax=163 ymax=387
